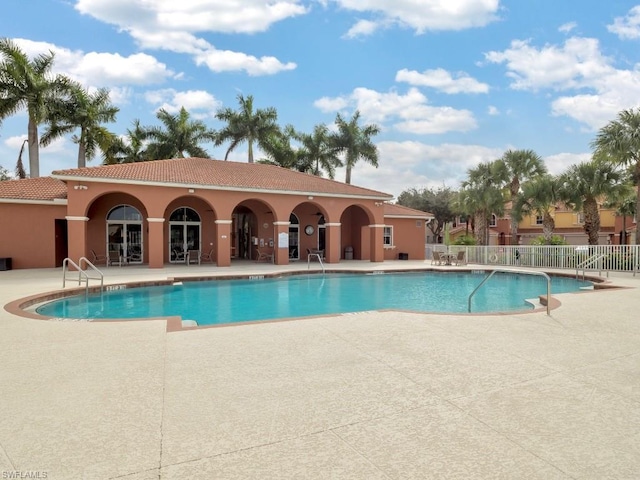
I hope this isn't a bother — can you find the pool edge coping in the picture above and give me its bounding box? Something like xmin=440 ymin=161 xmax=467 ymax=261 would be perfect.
xmin=3 ymin=267 xmax=622 ymax=333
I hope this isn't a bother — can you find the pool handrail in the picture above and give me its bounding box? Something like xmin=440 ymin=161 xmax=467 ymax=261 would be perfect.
xmin=576 ymin=253 xmax=608 ymax=281
xmin=78 ymin=257 xmax=104 ymax=292
xmin=62 ymin=257 xmax=104 ymax=294
xmin=307 ymin=251 xmax=325 ymax=274
xmin=468 ymin=268 xmax=551 ymax=316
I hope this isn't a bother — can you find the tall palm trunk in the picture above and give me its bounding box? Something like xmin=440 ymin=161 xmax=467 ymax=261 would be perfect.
xmin=248 ymin=139 xmax=254 ymax=163
xmin=583 ymin=199 xmax=600 ymax=245
xmin=345 ymin=165 xmax=352 ymax=184
xmin=27 ymin=119 xmax=39 ymax=178
xmin=510 ymin=181 xmax=519 ymax=245
xmin=474 ymin=212 xmax=488 ymax=245
xmin=77 ymin=130 xmax=87 ymax=168
xmin=542 ymin=212 xmax=555 ymax=244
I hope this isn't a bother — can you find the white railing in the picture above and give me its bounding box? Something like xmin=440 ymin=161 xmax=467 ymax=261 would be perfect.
xmin=426 ymin=244 xmax=640 ymax=276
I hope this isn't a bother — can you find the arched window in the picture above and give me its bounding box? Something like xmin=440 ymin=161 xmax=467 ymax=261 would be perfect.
xmin=106 ymin=205 xmax=143 ymax=264
xmin=107 ymin=205 xmax=142 ymax=222
xmin=169 ymin=207 xmax=201 ymax=262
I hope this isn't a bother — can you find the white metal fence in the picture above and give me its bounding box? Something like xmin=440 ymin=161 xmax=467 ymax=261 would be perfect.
xmin=426 ymin=244 xmax=640 ymax=275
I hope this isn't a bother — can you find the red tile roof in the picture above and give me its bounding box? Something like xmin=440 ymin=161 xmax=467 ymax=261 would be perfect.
xmin=0 ymin=177 xmax=67 ymax=201
xmin=383 ymin=203 xmax=432 ymax=218
xmin=52 ymin=158 xmax=393 ymax=199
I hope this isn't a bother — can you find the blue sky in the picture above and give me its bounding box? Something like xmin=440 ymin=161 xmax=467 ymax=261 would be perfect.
xmin=2 ymin=0 xmax=640 ymax=197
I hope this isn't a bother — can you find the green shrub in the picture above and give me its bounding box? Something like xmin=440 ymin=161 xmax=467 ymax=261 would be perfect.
xmin=530 ymin=235 xmax=568 ymax=246
xmin=453 ymin=234 xmax=476 ymax=245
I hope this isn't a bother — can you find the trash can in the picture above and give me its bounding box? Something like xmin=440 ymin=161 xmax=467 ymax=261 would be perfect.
xmin=0 ymin=258 xmax=12 ymax=271
xmin=344 ymin=246 xmax=353 ymax=260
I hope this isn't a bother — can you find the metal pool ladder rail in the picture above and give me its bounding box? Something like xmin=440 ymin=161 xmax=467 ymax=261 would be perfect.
xmin=468 ymin=268 xmax=551 ymax=316
xmin=62 ymin=257 xmax=104 ymax=294
xmin=307 ymin=251 xmax=325 ymax=274
xmin=576 ymin=254 xmax=608 ymax=281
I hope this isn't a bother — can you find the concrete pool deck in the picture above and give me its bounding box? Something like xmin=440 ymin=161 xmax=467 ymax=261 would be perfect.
xmin=1 ymin=261 xmax=639 ymax=479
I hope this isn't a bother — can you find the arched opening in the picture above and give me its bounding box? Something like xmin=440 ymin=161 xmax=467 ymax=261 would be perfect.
xmin=340 ymin=205 xmax=373 ymax=260
xmin=107 ymin=204 xmax=143 ymax=264
xmin=169 ymin=207 xmax=201 ymax=263
xmin=231 ymin=199 xmax=275 ymax=261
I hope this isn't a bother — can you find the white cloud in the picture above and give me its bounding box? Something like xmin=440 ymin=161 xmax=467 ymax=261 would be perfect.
xmin=13 ymin=38 xmax=175 ymax=89
xmin=73 ymin=0 xmax=302 ymax=76
xmin=607 ymin=5 xmax=640 ymax=39
xmin=543 ymin=152 xmax=591 ymax=176
xmin=341 ymin=141 xmax=504 ymax=196
xmin=487 ymin=105 xmax=499 ymax=115
xmin=194 ymin=49 xmax=296 ymax=76
xmin=485 ymin=36 xmax=640 ymax=129
xmin=344 ymin=19 xmax=381 ymax=38
xmin=314 ymin=87 xmax=477 ymax=134
xmin=144 ymin=89 xmax=222 ymax=117
xmin=328 ymin=0 xmax=500 ymax=36
xmin=484 ymin=37 xmax=611 ymax=91
xmin=558 ymin=22 xmax=577 ymax=34
xmin=75 ymin=0 xmax=308 ymax=35
xmin=395 ymin=68 xmax=489 ymax=94
xmin=314 ymin=96 xmax=350 ymax=112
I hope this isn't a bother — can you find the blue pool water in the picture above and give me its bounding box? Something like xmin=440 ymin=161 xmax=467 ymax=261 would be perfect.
xmin=37 ymin=272 xmax=591 ymax=326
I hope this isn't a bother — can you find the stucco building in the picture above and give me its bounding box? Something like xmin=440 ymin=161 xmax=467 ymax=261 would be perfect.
xmin=0 ymin=158 xmax=429 ymax=269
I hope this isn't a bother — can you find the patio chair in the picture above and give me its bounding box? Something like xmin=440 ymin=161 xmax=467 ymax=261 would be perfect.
xmin=173 ymin=249 xmax=186 ymax=263
xmin=107 ymin=250 xmax=122 ymax=267
xmin=306 ymin=248 xmax=324 ymax=263
xmin=431 ymin=250 xmax=443 ymax=265
xmin=453 ymin=250 xmax=466 ymax=266
xmin=90 ymin=249 xmax=107 ymax=265
xmin=200 ymin=249 xmax=214 ymax=264
xmin=187 ymin=249 xmax=201 ymax=265
xmin=256 ymin=248 xmax=274 ymax=263
xmin=127 ymin=246 xmax=142 ymax=263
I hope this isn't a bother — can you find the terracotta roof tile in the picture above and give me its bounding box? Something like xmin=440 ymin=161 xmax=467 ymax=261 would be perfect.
xmin=383 ymin=203 xmax=432 ymax=218
xmin=52 ymin=158 xmax=393 ymax=199
xmin=0 ymin=177 xmax=67 ymax=201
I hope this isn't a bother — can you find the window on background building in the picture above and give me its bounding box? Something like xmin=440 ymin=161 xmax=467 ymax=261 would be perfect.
xmin=490 ymin=214 xmax=497 ymax=227
xmin=383 ymin=226 xmax=393 ymax=246
xmin=535 ymin=215 xmax=543 ymax=225
xmin=577 ymin=212 xmax=585 ymax=224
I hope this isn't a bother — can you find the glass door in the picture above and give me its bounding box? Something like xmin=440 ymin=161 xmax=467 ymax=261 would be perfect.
xmin=170 ymin=224 xmax=186 ymax=262
xmin=108 ymin=224 xmax=124 ymax=257
xmin=127 ymin=224 xmax=143 ymax=263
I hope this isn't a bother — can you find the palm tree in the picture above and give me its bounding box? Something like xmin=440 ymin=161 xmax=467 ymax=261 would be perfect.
xmin=0 ymin=38 xmax=72 ymax=177
xmin=15 ymin=139 xmax=27 ymax=178
xmin=459 ymin=161 xmax=505 ymax=245
xmin=215 ymin=94 xmax=279 ymax=163
xmin=514 ymin=174 xmax=560 ymax=244
xmin=295 ymin=124 xmax=342 ymax=179
xmin=331 ymin=110 xmax=380 ymax=184
xmin=497 ymin=149 xmax=547 ymax=245
xmin=603 ymin=177 xmax=636 ymax=245
xmin=41 ymin=82 xmax=119 ymax=168
xmin=592 ymin=108 xmax=640 ymax=244
xmin=144 ymin=107 xmax=216 ymax=159
xmin=258 ymin=126 xmax=301 ymax=170
xmin=558 ymin=160 xmax=625 ymax=245
xmin=103 ymin=120 xmax=148 ymax=164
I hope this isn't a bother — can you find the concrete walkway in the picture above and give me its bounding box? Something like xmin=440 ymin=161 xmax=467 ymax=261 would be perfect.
xmin=1 ymin=261 xmax=639 ymax=479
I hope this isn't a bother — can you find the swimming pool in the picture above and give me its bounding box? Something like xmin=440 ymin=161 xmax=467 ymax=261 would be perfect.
xmin=36 ymin=271 xmax=591 ymax=326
